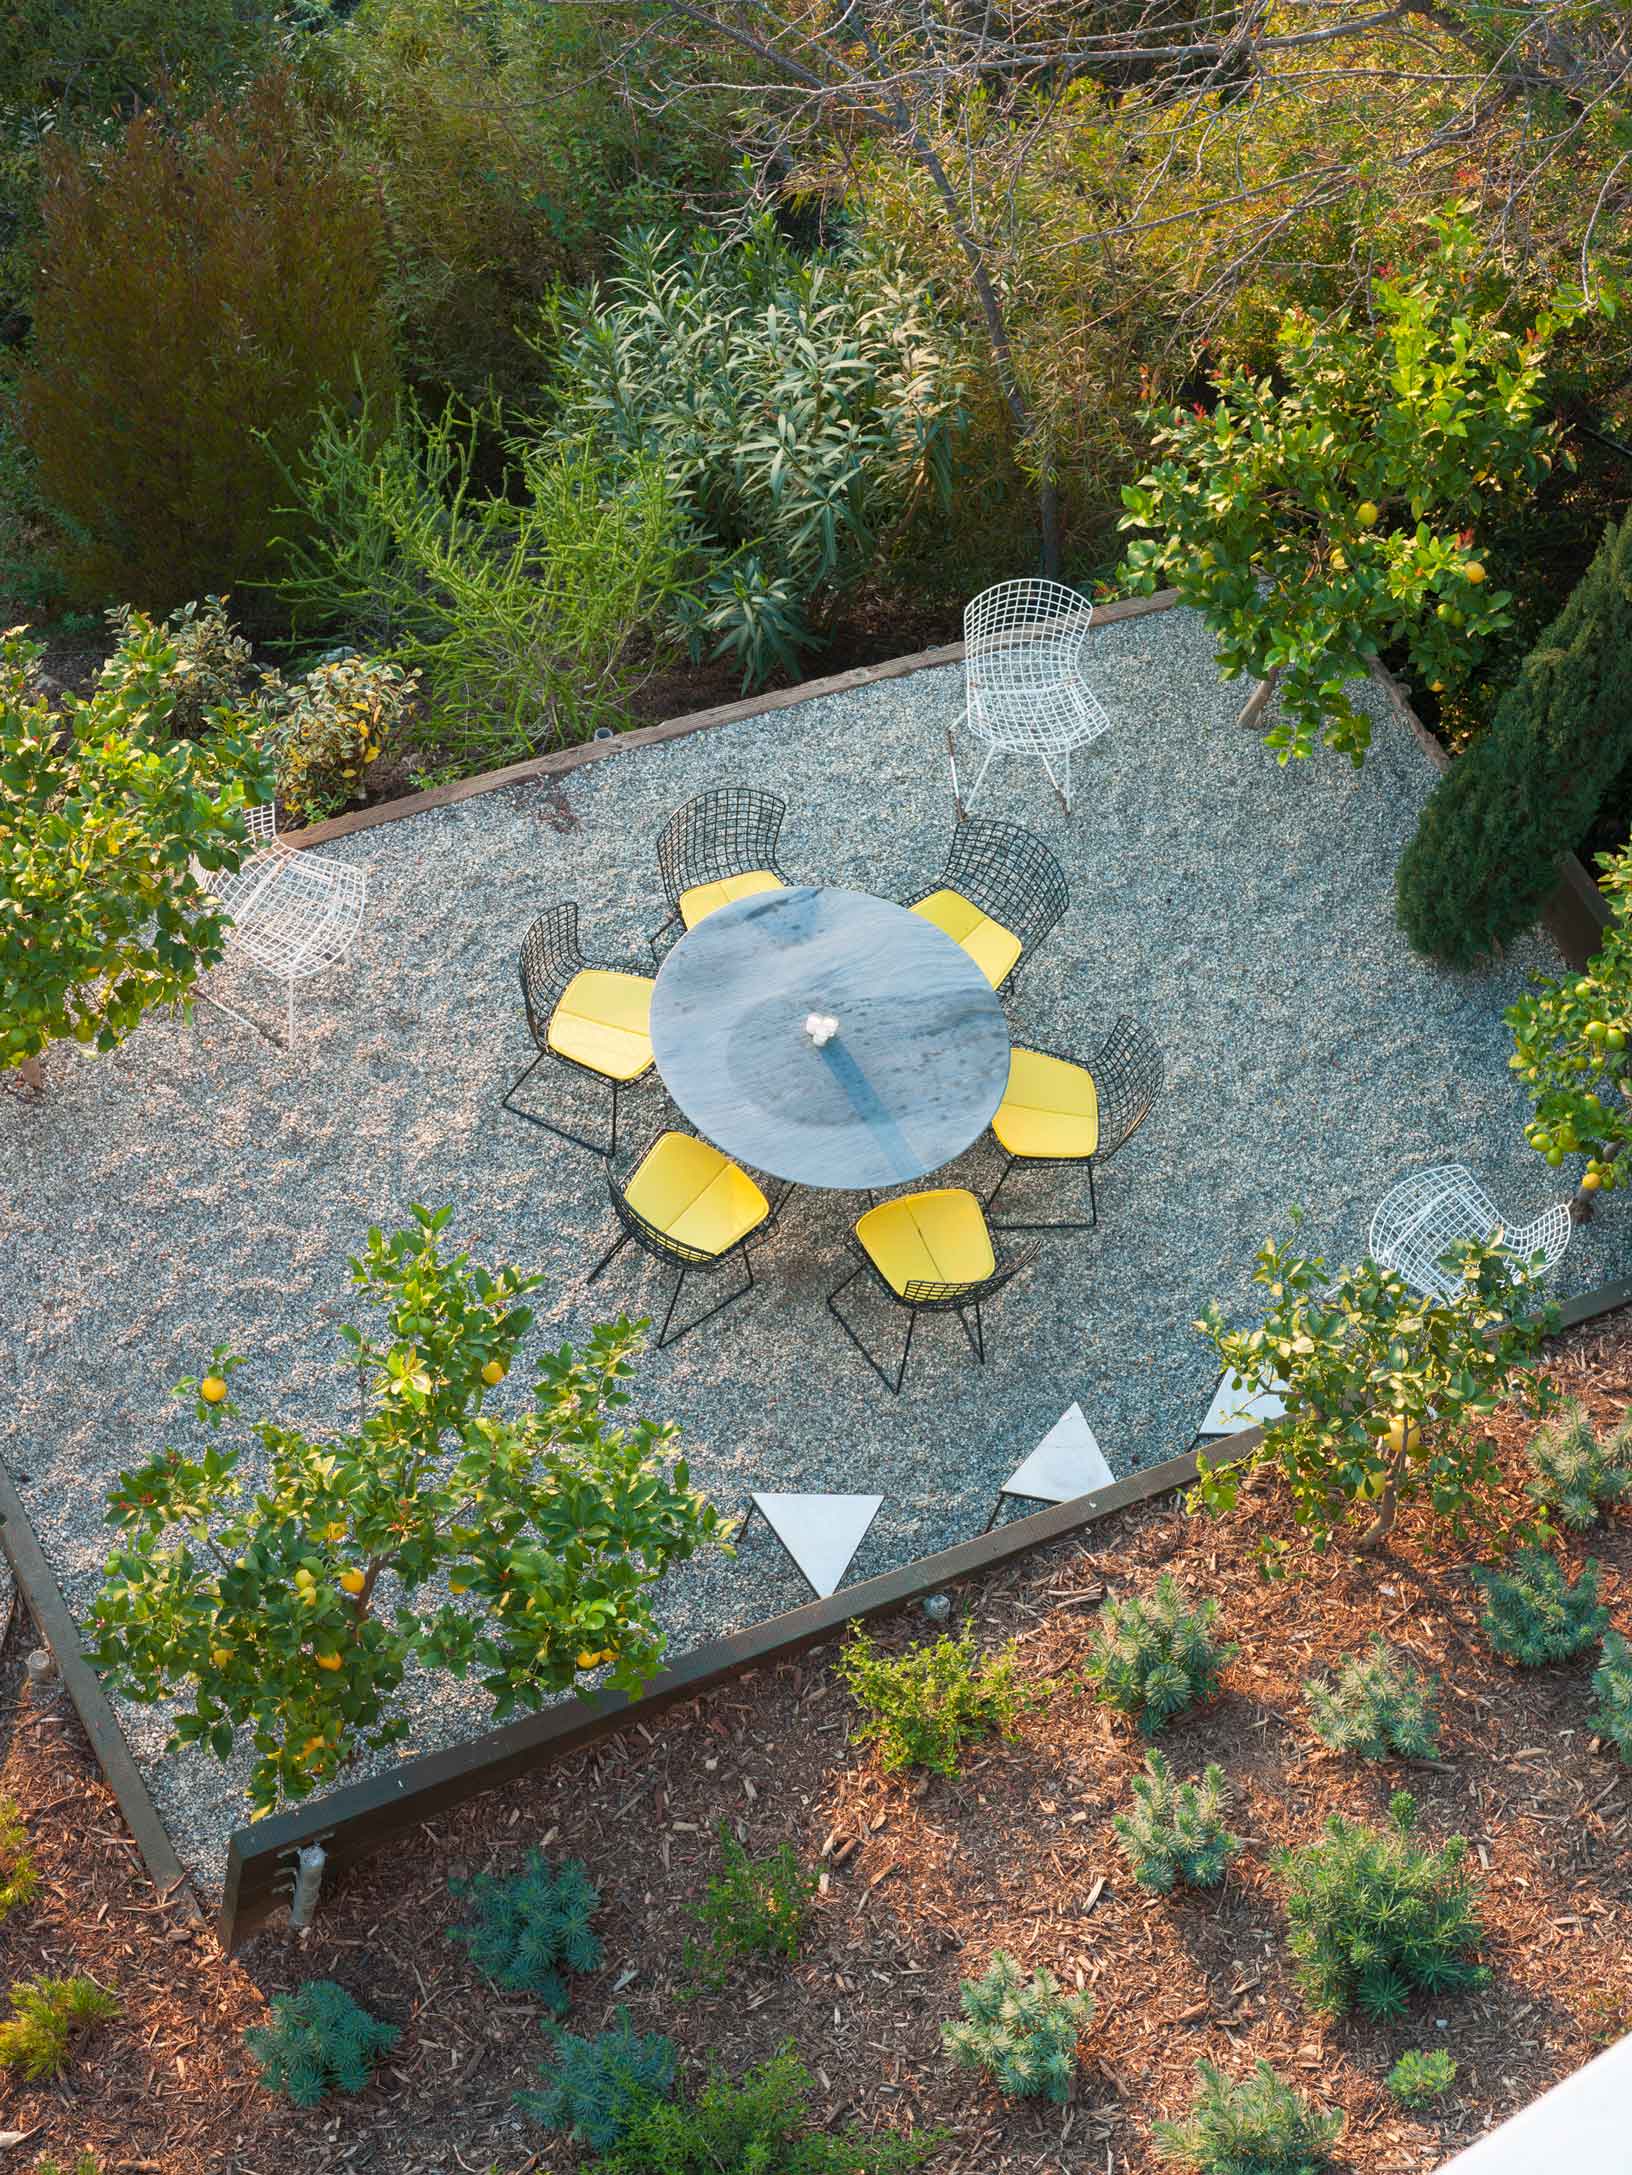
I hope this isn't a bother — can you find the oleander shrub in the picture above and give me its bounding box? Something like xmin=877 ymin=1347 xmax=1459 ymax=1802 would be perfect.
xmin=448 ymin=1850 xmax=602 ymax=2007
xmin=1387 ymin=2048 xmax=1457 ymax=2109
xmin=18 ymin=69 xmax=395 ymax=613
xmin=1112 ymin=1751 xmax=1241 ymax=1893
xmin=1476 ymin=1548 xmax=1608 ymax=1665
xmin=518 ymin=2009 xmax=677 ymax=2151
xmin=1085 ymin=1575 xmax=1236 ymax=1735
xmin=1303 ymin=1637 xmax=1441 ymax=1760
xmin=0 ymin=1797 xmax=39 ymax=1922
xmin=588 ymin=2044 xmax=937 ymax=2173
xmin=684 ymin=1827 xmax=818 ymax=1988
xmin=1524 ymin=1404 xmax=1632 ymax=1531
xmin=243 ymin=1980 xmax=399 ymax=2107
xmin=837 ymin=1628 xmax=1026 ymax=1776
xmin=1278 ymin=1792 xmax=1487 ymax=2020
xmin=257 ymin=652 xmax=419 ymax=822
xmin=941 ymin=1951 xmax=1093 ymax=2104
xmin=0 ymin=1977 xmax=120 ymax=2081
xmin=1154 ymin=2059 xmax=1342 ymax=2174
xmin=1589 ymin=1628 xmax=1632 ymax=1762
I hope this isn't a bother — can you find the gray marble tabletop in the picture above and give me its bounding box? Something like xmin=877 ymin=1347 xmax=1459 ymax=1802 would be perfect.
xmin=649 ymin=886 xmax=1011 ymax=1190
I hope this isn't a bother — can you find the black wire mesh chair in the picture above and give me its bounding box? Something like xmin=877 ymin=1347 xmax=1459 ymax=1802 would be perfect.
xmin=826 ymin=1187 xmax=1040 ymax=1395
xmin=586 ymin=1126 xmax=792 ymax=1350
xmin=649 ymin=786 xmax=792 ymax=961
xmin=501 ymin=904 xmax=655 ymax=1157
xmin=986 ymin=1016 xmax=1164 ymax=1231
xmin=903 ymin=816 xmax=1069 ymax=995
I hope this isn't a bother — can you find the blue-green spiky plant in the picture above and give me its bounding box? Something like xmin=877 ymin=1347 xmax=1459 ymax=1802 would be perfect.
xmin=1085 ymin=1574 xmax=1237 ymax=1735
xmin=1304 ymin=1636 xmax=1440 ymax=1759
xmin=1524 ymin=1403 xmax=1632 ymax=1530
xmin=1112 ymin=1750 xmax=1241 ymax=1893
xmin=1590 ymin=1628 xmax=1632 ymax=1762
xmin=1153 ymin=2058 xmax=1342 ymax=2173
xmin=941 ymin=1950 xmax=1093 ymax=2104
xmin=1387 ymin=2047 xmax=1457 ymax=2109
xmin=448 ymin=1849 xmax=602 ymax=2006
xmin=1476 ymin=1548 xmax=1607 ymax=1666
xmin=517 ymin=2008 xmax=676 ymax=2148
xmin=243 ymin=1980 xmax=398 ymax=2107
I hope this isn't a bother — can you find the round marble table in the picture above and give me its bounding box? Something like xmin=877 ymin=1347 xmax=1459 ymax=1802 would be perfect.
xmin=649 ymin=886 xmax=1011 ymax=1190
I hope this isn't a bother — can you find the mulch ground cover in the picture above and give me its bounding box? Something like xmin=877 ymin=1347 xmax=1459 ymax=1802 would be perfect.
xmin=5 ymin=1309 xmax=1632 ymax=2175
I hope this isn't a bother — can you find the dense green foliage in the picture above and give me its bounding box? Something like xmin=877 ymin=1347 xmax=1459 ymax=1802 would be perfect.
xmin=1476 ymin=1548 xmax=1609 ymax=1665
xmin=1277 ymin=1792 xmax=1487 ymax=2020
xmin=1397 ymin=519 xmax=1632 ymax=966
xmin=1303 ymin=1637 xmax=1441 ymax=1760
xmin=242 ymin=1980 xmax=399 ymax=2107
xmin=518 ymin=2010 xmax=676 ymax=2149
xmin=448 ymin=1851 xmax=601 ymax=2007
xmin=91 ymin=1206 xmax=724 ymax=1814
xmin=1197 ymin=1218 xmax=1556 ymax=1557
xmin=685 ymin=1827 xmax=818 ymax=1988
xmin=0 ymin=1977 xmax=121 ymax=2081
xmin=1589 ymin=1629 xmax=1632 ymax=1762
xmin=1084 ymin=1575 xmax=1236 ymax=1735
xmin=1112 ymin=1751 xmax=1241 ymax=1893
xmin=1153 ymin=2059 xmax=1342 ymax=2174
xmin=941 ymin=1951 xmax=1093 ymax=2105
xmin=0 ymin=1798 xmax=37 ymax=1922
xmin=1524 ymin=1404 xmax=1632 ymax=1530
xmin=1387 ymin=2048 xmax=1458 ymax=2110
xmin=837 ymin=1629 xmax=1026 ymax=1776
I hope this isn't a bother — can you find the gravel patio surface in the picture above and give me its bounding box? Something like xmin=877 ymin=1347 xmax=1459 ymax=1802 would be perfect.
xmin=6 ymin=600 xmax=1629 ymax=1893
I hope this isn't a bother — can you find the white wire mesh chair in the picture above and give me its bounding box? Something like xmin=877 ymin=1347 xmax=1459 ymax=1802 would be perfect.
xmin=196 ymin=804 xmax=367 ymax=1049
xmin=950 ymin=579 xmax=1112 ymax=818
xmin=1368 ymin=1164 xmax=1573 ymax=1302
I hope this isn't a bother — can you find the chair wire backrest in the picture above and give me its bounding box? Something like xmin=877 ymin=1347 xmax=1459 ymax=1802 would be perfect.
xmin=655 ymin=787 xmax=787 ymax=912
xmin=604 ymin=1156 xmax=723 ymax=1270
xmin=244 ymin=801 xmax=279 ymax=851
xmin=939 ymin=816 xmax=1069 ymax=958
xmin=517 ymin=905 xmax=586 ymax=1052
xmin=965 ymin=580 xmax=1095 ymax=695
xmin=901 ymin=1236 xmax=1040 ymax=1310
xmin=1092 ymin=1016 xmax=1165 ymax=1158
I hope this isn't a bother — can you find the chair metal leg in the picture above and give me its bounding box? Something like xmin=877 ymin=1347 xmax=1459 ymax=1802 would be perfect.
xmin=986 ymin=1152 xmax=1097 ymax=1233
xmin=654 ymin=1251 xmax=756 ymax=1350
xmin=586 ymin=1229 xmax=631 ymax=1285
xmin=962 ymin=743 xmax=999 ymax=817
xmin=826 ymin=1267 xmax=928 ymax=1397
xmin=501 ymin=1049 xmax=627 ymax=1159
xmin=647 ymin=912 xmax=683 ymax=966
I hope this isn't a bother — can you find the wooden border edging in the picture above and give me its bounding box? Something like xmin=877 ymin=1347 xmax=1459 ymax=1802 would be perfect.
xmin=217 ymin=1443 xmax=1205 ymax=1951
xmin=0 ymin=1463 xmax=201 ymax=1924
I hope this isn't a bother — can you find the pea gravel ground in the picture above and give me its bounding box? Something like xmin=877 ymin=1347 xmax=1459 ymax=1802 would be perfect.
xmin=6 ymin=601 xmax=1629 ymax=1896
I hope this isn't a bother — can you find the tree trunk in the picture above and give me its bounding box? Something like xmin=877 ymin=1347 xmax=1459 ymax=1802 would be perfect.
xmin=1237 ymin=666 xmax=1282 ymax=732
xmin=1354 ymin=1440 xmax=1409 ymax=1550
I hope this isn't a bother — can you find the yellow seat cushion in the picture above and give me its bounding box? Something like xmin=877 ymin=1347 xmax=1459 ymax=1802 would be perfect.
xmin=548 ymin=968 xmax=654 ymax=1083
xmin=855 ymin=1188 xmax=995 ymax=1298
xmin=909 ymin=888 xmax=1022 ymax=989
xmin=679 ymin=869 xmax=783 ymax=929
xmin=624 ymin=1132 xmax=769 ymax=1257
xmin=991 ymin=1048 xmax=1099 ymax=1162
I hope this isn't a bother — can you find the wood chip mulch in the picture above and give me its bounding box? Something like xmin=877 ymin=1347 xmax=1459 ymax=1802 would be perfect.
xmin=6 ymin=1311 xmax=1632 ymax=2173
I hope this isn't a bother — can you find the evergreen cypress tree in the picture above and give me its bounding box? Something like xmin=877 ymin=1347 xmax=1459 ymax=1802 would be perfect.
xmin=1396 ymin=519 xmax=1632 ymax=968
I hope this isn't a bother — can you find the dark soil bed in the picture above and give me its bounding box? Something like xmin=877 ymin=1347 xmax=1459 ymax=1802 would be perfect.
xmin=7 ymin=1312 xmax=1632 ymax=2174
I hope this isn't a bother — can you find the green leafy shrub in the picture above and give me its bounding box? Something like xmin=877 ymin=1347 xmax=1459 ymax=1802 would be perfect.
xmin=103 ymin=596 xmax=253 ymax=738
xmin=1397 ymin=518 xmax=1632 ymax=967
xmin=1589 ymin=1628 xmax=1632 ymax=1761
xmin=1524 ymin=1404 xmax=1632 ymax=1530
xmin=448 ymin=1850 xmax=601 ymax=2006
xmin=941 ymin=1951 xmax=1093 ymax=2104
xmin=1112 ymin=1751 xmax=1241 ymax=1893
xmin=1 ymin=617 xmax=268 ymax=1087
xmin=1304 ymin=1637 xmax=1440 ymax=1759
xmin=258 ymin=651 xmax=419 ymax=823
xmin=1387 ymin=2048 xmax=1457 ymax=2109
xmin=837 ymin=1628 xmax=1026 ymax=1776
xmin=1278 ymin=1791 xmax=1487 ymax=2019
xmin=0 ymin=1798 xmax=39 ymax=1921
xmin=243 ymin=1980 xmax=399 ymax=2107
xmin=1117 ymin=211 xmax=1592 ymax=766
xmin=271 ymin=398 xmax=691 ymax=767
xmin=18 ymin=70 xmax=396 ymax=613
xmin=588 ymin=2044 xmax=935 ymax=2173
xmin=0 ymin=1977 xmax=120 ymax=2081
xmin=684 ymin=1826 xmax=818 ymax=1988
xmin=1476 ymin=1548 xmax=1608 ymax=1665
xmin=1085 ymin=1574 xmax=1236 ymax=1735
xmin=1154 ymin=2059 xmax=1342 ymax=2174
xmin=518 ymin=2008 xmax=677 ymax=2150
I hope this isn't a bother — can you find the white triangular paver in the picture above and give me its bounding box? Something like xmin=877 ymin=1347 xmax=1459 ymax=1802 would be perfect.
xmin=752 ymin=1492 xmax=883 ymax=1598
xmin=1000 ymin=1402 xmax=1113 ymax=1506
xmin=1197 ymin=1369 xmax=1288 ymax=1440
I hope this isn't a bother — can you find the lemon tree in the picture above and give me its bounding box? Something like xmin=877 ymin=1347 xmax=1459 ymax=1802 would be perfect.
xmin=1195 ymin=1215 xmax=1556 ymax=1558
xmin=1507 ymin=842 xmax=1632 ymax=1210
xmin=1117 ymin=211 xmax=1596 ymax=765
xmin=0 ymin=615 xmax=268 ymax=1089
xmin=90 ymin=1205 xmax=726 ymax=1817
